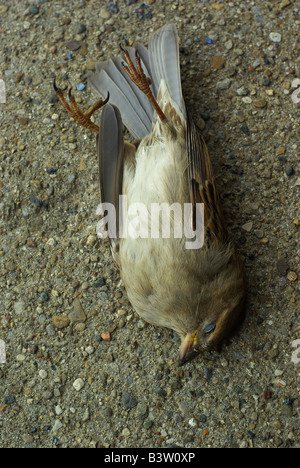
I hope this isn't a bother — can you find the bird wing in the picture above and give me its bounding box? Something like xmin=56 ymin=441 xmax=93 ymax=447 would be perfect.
xmin=148 ymin=24 xmax=226 ymax=243
xmin=186 ymin=111 xmax=228 ymax=244
xmin=97 ymin=103 xmax=124 ymax=242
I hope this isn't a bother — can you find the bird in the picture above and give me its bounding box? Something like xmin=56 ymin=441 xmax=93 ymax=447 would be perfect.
xmin=54 ymin=24 xmax=246 ymax=365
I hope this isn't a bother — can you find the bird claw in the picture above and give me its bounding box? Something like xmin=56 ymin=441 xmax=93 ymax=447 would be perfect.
xmin=120 ymin=46 xmax=166 ymax=121
xmin=53 ymin=79 xmax=109 ymax=133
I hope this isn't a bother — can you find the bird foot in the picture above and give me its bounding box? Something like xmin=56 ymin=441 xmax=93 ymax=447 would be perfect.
xmin=53 ymin=80 xmax=109 ymax=133
xmin=120 ymin=46 xmax=166 ymax=121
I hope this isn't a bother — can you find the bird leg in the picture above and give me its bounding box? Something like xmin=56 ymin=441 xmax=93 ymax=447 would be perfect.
xmin=53 ymin=80 xmax=109 ymax=133
xmin=120 ymin=46 xmax=166 ymax=121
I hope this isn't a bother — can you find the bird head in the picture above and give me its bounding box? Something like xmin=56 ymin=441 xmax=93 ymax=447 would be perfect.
xmin=178 ymin=264 xmax=246 ymax=365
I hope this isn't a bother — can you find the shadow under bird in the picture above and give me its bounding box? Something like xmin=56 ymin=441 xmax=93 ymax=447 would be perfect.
xmin=54 ymin=24 xmax=246 ymax=365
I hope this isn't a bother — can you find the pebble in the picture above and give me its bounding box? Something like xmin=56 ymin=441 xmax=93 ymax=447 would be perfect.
xmin=216 ymin=78 xmax=232 ymax=90
xmin=73 ymin=378 xmax=84 ymax=392
xmin=211 ymin=55 xmax=226 ymax=70
xmin=0 ymin=5 xmax=8 ymax=14
xmin=46 ymin=324 xmax=56 ymax=336
xmin=121 ymin=427 xmax=130 ymax=437
xmin=204 ymin=368 xmax=213 ymax=380
xmin=42 ymin=390 xmax=53 ymax=400
xmin=155 ymin=387 xmax=167 ymax=398
xmin=101 ymin=331 xmax=111 ymax=342
xmin=29 ymin=194 xmax=41 ymax=208
xmin=93 ymin=277 xmax=106 ymax=288
xmin=99 ymin=7 xmax=111 ymax=20
xmin=242 ymin=222 xmax=253 ymax=232
xmin=263 ymin=77 xmax=271 ymax=86
xmin=136 ymin=403 xmax=148 ymax=420
xmin=4 ymin=396 xmax=15 ymax=405
xmin=198 ymin=414 xmax=207 ymax=424
xmin=74 ymin=323 xmax=86 ymax=332
xmin=68 ymin=298 xmax=86 ymax=323
xmin=242 ymin=96 xmax=252 ymax=104
xmin=253 ymin=98 xmax=267 ymax=108
xmin=241 ymin=125 xmax=251 ymax=136
xmin=39 ymin=369 xmax=48 ymax=380
xmin=121 ymin=391 xmax=137 ymax=409
xmin=27 ymin=344 xmax=38 ymax=354
xmin=143 ymin=419 xmax=153 ymax=429
xmin=85 ymin=346 xmax=95 ymax=355
xmin=200 ymin=112 xmax=210 ymax=121
xmin=82 ymin=407 xmax=90 ymax=422
xmin=52 ymin=420 xmax=63 ymax=432
xmin=81 ymin=281 xmax=90 ymax=290
xmin=27 ymin=241 xmax=37 ymax=249
xmin=78 ymin=24 xmax=87 ymax=34
xmin=252 ymin=60 xmax=261 ymax=69
xmin=55 ymin=405 xmax=63 ymax=416
xmin=76 ymin=83 xmax=86 ymax=91
xmin=40 ymin=292 xmax=48 ymax=302
xmin=279 ymin=0 xmax=291 ymax=9
xmin=224 ymin=39 xmax=233 ymax=50
xmin=188 ymin=418 xmax=198 ymax=428
xmin=287 ymin=271 xmax=297 ymax=282
xmin=14 ymin=301 xmax=26 ymax=315
xmin=285 ymin=166 xmax=294 ymax=176
xmin=66 ymin=40 xmax=82 ymax=51
xmin=86 ymin=235 xmax=97 ymax=246
xmin=212 ymin=3 xmax=225 ymax=9
xmin=16 ymin=354 xmax=26 ymax=362
xmin=29 ymin=5 xmax=39 ymax=15
xmin=52 ymin=315 xmax=70 ymax=329
xmin=236 ymin=86 xmax=248 ymax=96
xmin=269 ymin=32 xmax=282 ymax=43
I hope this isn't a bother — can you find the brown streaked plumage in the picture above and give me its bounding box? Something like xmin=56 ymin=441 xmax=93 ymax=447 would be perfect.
xmin=55 ymin=24 xmax=246 ymax=365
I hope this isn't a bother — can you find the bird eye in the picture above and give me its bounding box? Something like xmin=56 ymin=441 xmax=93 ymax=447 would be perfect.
xmin=204 ymin=323 xmax=215 ymax=334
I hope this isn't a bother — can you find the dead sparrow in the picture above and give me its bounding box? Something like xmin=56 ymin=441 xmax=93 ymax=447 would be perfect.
xmin=54 ymin=24 xmax=246 ymax=365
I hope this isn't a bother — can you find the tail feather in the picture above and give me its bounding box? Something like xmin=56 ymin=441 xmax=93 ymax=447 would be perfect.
xmin=89 ymin=55 xmax=153 ymax=139
xmin=88 ymin=23 xmax=184 ymax=139
xmin=148 ymin=24 xmax=184 ymax=115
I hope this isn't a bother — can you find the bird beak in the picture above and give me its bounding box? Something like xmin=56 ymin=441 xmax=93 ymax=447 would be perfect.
xmin=179 ymin=331 xmax=199 ymax=366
